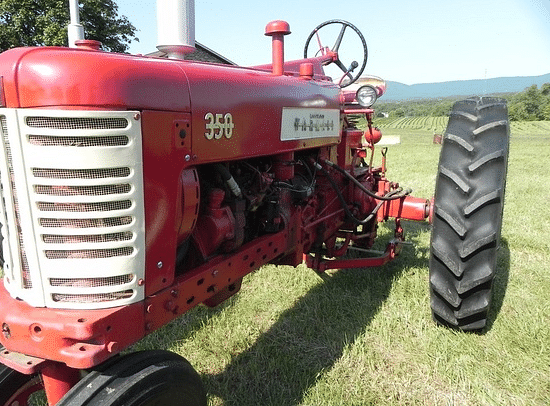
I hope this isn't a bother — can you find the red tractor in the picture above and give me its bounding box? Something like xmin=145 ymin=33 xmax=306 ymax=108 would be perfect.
xmin=0 ymin=2 xmax=509 ymax=405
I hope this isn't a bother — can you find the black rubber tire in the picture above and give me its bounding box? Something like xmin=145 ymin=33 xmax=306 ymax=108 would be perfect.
xmin=57 ymin=350 xmax=207 ymax=406
xmin=0 ymin=363 xmax=43 ymax=405
xmin=429 ymin=97 xmax=509 ymax=331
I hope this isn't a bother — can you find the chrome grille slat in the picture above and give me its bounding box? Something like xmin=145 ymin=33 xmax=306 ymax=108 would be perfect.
xmin=50 ymin=274 xmax=134 ymax=287
xmin=28 ymin=135 xmax=129 ymax=147
xmin=32 ymin=167 xmax=131 ymax=179
xmin=37 ymin=200 xmax=132 ymax=213
xmin=52 ymin=290 xmax=134 ymax=303
xmin=34 ymin=184 xmax=132 ymax=196
xmin=44 ymin=247 xmax=134 ymax=259
xmin=39 ymin=216 xmax=133 ymax=228
xmin=1 ymin=116 xmax=32 ymax=289
xmin=26 ymin=116 xmax=128 ymax=130
xmin=42 ymin=232 xmax=133 ymax=244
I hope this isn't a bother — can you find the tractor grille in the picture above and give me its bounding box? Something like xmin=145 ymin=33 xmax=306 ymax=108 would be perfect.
xmin=0 ymin=109 xmax=145 ymax=309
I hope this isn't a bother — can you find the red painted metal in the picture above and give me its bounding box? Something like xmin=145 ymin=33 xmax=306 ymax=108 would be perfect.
xmin=193 ymin=188 xmax=237 ymax=258
xmin=265 ymin=20 xmax=291 ymax=76
xmin=299 ymin=62 xmax=314 ymax=79
xmin=306 ymin=240 xmax=402 ymax=273
xmin=74 ymin=39 xmax=102 ymax=51
xmin=0 ymin=280 xmax=145 ymax=369
xmin=365 ymin=126 xmax=382 ymax=145
xmin=0 ymin=75 xmax=5 ymax=107
xmin=379 ymin=195 xmax=430 ymax=222
xmin=143 ymin=229 xmax=293 ymax=332
xmin=41 ymin=363 xmax=81 ymax=406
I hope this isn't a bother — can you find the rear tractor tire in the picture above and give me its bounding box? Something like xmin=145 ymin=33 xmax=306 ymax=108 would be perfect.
xmin=429 ymin=97 xmax=509 ymax=331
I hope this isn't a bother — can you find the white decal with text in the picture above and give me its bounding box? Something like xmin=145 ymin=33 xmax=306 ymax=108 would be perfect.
xmin=281 ymin=108 xmax=339 ymax=141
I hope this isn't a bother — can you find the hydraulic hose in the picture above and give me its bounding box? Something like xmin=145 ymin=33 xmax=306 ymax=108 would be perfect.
xmin=321 ymin=159 xmax=411 ymax=201
xmin=215 ymin=164 xmax=242 ymax=198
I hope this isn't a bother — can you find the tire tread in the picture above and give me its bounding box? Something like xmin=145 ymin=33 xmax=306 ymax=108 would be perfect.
xmin=429 ymin=96 xmax=509 ymax=331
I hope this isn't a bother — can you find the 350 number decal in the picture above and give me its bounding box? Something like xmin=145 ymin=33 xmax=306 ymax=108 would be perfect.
xmin=204 ymin=112 xmax=235 ymax=140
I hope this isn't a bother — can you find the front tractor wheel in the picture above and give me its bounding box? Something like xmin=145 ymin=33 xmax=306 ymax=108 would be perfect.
xmin=57 ymin=350 xmax=207 ymax=406
xmin=430 ymin=97 xmax=509 ymax=331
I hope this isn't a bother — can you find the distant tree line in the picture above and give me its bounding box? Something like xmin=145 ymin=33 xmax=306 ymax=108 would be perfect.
xmin=377 ymin=83 xmax=550 ymax=121
xmin=506 ymin=84 xmax=550 ymax=121
xmin=376 ymin=98 xmax=457 ymax=118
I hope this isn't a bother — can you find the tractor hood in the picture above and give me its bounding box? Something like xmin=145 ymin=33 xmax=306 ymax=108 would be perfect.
xmin=0 ymin=47 xmax=193 ymax=111
xmin=0 ymin=47 xmax=341 ymax=113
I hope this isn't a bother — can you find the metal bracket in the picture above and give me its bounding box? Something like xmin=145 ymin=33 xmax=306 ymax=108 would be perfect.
xmin=305 ymin=238 xmax=406 ymax=273
xmin=0 ymin=346 xmax=51 ymax=374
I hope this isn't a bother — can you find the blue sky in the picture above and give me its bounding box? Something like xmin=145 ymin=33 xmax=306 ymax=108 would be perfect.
xmin=116 ymin=0 xmax=550 ymax=85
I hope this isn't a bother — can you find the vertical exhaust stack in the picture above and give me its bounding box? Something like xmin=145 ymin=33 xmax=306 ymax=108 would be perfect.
xmin=157 ymin=0 xmax=196 ymax=59
xmin=67 ymin=0 xmax=85 ymax=47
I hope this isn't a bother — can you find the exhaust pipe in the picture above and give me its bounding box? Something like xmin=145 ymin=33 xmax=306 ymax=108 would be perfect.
xmin=157 ymin=0 xmax=196 ymax=59
xmin=67 ymin=0 xmax=85 ymax=47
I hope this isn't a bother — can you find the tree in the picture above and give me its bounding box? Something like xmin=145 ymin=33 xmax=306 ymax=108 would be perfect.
xmin=0 ymin=0 xmax=138 ymax=53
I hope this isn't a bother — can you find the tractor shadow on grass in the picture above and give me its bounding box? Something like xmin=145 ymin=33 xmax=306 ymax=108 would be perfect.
xmin=131 ymin=222 xmax=510 ymax=405
xmin=204 ymin=221 xmax=432 ymax=405
xmin=485 ymin=237 xmax=510 ymax=332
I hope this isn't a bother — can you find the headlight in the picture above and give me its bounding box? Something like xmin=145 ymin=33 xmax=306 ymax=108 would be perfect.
xmin=356 ymin=85 xmax=378 ymax=107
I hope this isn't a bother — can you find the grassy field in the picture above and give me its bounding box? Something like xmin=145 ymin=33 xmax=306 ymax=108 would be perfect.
xmin=129 ymin=119 xmax=550 ymax=405
xmin=1 ymin=118 xmax=548 ymax=405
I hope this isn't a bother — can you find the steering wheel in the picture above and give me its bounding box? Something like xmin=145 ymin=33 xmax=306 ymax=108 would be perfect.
xmin=303 ymin=20 xmax=368 ymax=87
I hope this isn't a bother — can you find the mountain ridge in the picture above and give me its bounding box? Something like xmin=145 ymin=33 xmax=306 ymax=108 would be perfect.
xmin=383 ymin=73 xmax=550 ymax=101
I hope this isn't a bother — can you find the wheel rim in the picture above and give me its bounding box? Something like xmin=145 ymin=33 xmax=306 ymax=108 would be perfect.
xmin=4 ymin=376 xmax=44 ymax=406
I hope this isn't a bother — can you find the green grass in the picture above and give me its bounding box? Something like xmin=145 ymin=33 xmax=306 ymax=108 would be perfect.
xmin=129 ymin=118 xmax=550 ymax=405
